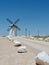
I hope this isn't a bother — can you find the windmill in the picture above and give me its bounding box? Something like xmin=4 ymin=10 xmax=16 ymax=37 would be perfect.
xmin=6 ymin=18 xmax=20 ymax=37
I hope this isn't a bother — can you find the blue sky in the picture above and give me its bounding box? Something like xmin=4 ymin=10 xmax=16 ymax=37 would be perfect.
xmin=0 ymin=0 xmax=49 ymax=36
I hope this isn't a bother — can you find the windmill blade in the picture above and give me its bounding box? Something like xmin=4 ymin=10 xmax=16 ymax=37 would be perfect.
xmin=6 ymin=18 xmax=13 ymax=24
xmin=14 ymin=19 xmax=20 ymax=24
xmin=14 ymin=25 xmax=20 ymax=30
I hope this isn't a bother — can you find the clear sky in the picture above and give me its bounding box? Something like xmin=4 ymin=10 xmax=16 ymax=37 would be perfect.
xmin=0 ymin=0 xmax=49 ymax=36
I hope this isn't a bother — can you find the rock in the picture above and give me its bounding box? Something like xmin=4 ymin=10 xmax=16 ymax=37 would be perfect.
xmin=35 ymin=51 xmax=49 ymax=65
xmin=6 ymin=36 xmax=13 ymax=40
xmin=17 ymin=46 xmax=27 ymax=53
xmin=13 ymin=40 xmax=21 ymax=46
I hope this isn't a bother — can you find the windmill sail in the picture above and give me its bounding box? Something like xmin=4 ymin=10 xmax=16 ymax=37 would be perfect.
xmin=6 ymin=18 xmax=20 ymax=37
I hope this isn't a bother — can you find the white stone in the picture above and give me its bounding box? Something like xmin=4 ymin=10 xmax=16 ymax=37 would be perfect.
xmin=17 ymin=46 xmax=27 ymax=53
xmin=7 ymin=36 xmax=13 ymax=40
xmin=13 ymin=40 xmax=21 ymax=46
xmin=35 ymin=51 xmax=49 ymax=65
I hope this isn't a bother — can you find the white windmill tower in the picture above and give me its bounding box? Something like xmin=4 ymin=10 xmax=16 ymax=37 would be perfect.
xmin=6 ymin=18 xmax=20 ymax=37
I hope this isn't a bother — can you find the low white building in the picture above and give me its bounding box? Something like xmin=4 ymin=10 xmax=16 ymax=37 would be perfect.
xmin=45 ymin=37 xmax=49 ymax=41
xmin=38 ymin=38 xmax=43 ymax=41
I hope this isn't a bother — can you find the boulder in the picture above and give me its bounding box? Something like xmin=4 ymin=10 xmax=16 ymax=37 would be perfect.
xmin=17 ymin=46 xmax=27 ymax=53
xmin=13 ymin=40 xmax=21 ymax=46
xmin=6 ymin=36 xmax=13 ymax=40
xmin=35 ymin=51 xmax=49 ymax=65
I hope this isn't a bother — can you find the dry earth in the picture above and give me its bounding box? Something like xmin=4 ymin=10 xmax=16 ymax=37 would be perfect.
xmin=0 ymin=36 xmax=35 ymax=65
xmin=0 ymin=36 xmax=49 ymax=65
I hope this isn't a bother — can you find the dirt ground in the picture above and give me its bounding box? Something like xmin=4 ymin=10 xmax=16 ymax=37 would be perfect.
xmin=0 ymin=36 xmax=49 ymax=65
xmin=0 ymin=36 xmax=36 ymax=65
